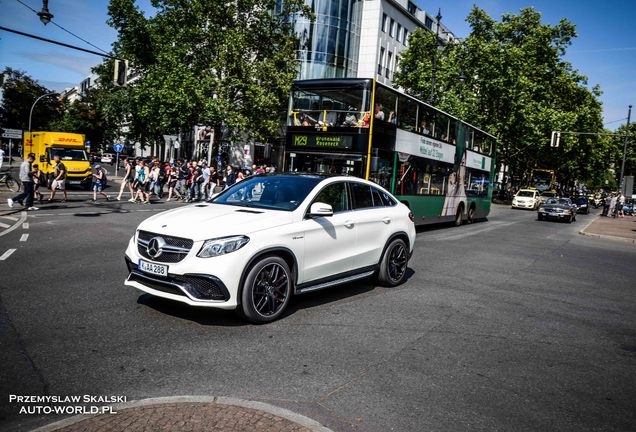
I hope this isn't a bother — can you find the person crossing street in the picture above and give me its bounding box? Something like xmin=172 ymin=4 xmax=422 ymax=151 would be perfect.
xmin=7 ymin=153 xmax=38 ymax=211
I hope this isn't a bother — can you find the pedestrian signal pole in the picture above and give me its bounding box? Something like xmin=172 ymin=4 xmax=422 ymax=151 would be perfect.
xmin=618 ymin=105 xmax=632 ymax=194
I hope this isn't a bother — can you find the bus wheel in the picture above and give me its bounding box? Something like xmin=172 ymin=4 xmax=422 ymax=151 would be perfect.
xmin=467 ymin=206 xmax=475 ymax=224
xmin=454 ymin=206 xmax=464 ymax=226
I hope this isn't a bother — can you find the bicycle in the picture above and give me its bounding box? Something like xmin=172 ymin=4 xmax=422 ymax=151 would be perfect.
xmin=0 ymin=170 xmax=21 ymax=192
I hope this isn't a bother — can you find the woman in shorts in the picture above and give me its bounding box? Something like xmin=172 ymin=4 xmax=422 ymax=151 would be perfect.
xmin=117 ymin=158 xmax=135 ymax=201
xmin=166 ymin=166 xmax=182 ymax=201
xmin=91 ymin=165 xmax=110 ymax=202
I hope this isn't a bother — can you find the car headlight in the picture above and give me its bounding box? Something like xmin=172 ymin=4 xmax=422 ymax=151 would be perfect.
xmin=197 ymin=235 xmax=250 ymax=258
xmin=538 ymin=207 xmax=545 ymax=212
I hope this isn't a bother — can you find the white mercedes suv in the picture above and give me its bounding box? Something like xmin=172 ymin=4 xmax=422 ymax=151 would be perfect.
xmin=124 ymin=174 xmax=416 ymax=323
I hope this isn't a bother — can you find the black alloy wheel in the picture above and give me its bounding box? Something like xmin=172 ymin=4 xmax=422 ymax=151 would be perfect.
xmin=240 ymin=256 xmax=291 ymax=324
xmin=377 ymin=238 xmax=408 ymax=287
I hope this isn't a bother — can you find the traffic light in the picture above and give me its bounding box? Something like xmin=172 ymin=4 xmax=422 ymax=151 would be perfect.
xmin=550 ymin=131 xmax=561 ymax=148
xmin=113 ymin=59 xmax=129 ymax=86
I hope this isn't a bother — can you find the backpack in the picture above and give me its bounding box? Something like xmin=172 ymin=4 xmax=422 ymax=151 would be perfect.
xmin=101 ymin=171 xmax=108 ymax=186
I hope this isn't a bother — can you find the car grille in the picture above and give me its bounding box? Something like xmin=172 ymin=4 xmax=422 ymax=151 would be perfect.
xmin=127 ymin=268 xmax=229 ymax=301
xmin=137 ymin=230 xmax=193 ymax=263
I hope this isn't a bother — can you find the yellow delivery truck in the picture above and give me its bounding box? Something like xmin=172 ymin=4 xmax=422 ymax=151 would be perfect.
xmin=23 ymin=131 xmax=92 ymax=189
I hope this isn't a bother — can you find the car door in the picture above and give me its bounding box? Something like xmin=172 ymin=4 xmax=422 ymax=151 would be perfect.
xmin=299 ymin=181 xmax=358 ymax=284
xmin=349 ymin=182 xmax=393 ymax=268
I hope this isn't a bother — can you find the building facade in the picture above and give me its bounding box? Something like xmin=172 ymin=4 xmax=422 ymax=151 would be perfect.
xmin=295 ymin=0 xmax=455 ymax=87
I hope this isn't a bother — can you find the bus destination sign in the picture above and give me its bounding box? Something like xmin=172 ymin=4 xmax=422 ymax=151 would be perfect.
xmin=292 ymin=135 xmax=353 ymax=150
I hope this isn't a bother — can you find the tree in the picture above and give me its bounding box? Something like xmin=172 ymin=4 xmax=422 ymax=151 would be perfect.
xmin=0 ymin=67 xmax=63 ymax=130
xmin=394 ymin=7 xmax=606 ymax=190
xmin=105 ymin=0 xmax=310 ymax=150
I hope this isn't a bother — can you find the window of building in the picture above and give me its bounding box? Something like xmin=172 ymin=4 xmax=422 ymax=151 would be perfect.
xmin=403 ymin=29 xmax=409 ymax=46
xmin=396 ymin=24 xmax=402 ymax=42
xmin=386 ymin=51 xmax=393 ymax=78
xmin=390 ymin=18 xmax=395 ymax=37
xmin=382 ymin=13 xmax=388 ymax=32
xmin=425 ymin=16 xmax=433 ymax=30
xmin=378 ymin=47 xmax=385 ymax=75
xmin=408 ymin=1 xmax=417 ymax=15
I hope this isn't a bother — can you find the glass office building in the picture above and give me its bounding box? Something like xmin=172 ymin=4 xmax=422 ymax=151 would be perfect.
xmin=293 ymin=0 xmax=363 ymax=79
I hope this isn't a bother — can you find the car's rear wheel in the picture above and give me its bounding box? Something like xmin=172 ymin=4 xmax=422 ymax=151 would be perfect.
xmin=454 ymin=205 xmax=464 ymax=226
xmin=240 ymin=256 xmax=291 ymax=324
xmin=377 ymin=238 xmax=408 ymax=287
xmin=467 ymin=206 xmax=475 ymax=224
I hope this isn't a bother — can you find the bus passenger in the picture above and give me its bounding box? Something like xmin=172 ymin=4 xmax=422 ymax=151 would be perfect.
xmin=374 ymin=103 xmax=385 ymax=121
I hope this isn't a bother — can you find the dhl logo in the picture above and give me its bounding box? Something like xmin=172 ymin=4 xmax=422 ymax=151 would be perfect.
xmin=56 ymin=138 xmax=80 ymax=143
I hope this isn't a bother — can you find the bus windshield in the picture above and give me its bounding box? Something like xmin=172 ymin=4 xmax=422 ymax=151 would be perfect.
xmin=289 ymin=80 xmax=371 ymax=128
xmin=48 ymin=148 xmax=88 ymax=162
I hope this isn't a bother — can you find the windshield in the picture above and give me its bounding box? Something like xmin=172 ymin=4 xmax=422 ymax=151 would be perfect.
xmin=48 ymin=148 xmax=88 ymax=162
xmin=211 ymin=175 xmax=324 ymax=211
xmin=516 ymin=191 xmax=535 ymax=197
xmin=546 ymin=199 xmax=558 ymax=205
xmin=558 ymin=198 xmax=571 ymax=205
xmin=289 ymin=82 xmax=371 ymax=128
xmin=541 ymin=192 xmax=557 ymax=198
xmin=574 ymin=197 xmax=587 ymax=204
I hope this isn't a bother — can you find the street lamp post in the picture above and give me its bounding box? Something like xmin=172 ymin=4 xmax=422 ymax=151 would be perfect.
xmin=618 ymin=105 xmax=632 ymax=194
xmin=28 ymin=92 xmax=57 ymax=138
xmin=429 ymin=8 xmax=442 ymax=104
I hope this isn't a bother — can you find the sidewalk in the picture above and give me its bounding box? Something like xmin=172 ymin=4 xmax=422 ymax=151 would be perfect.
xmin=580 ymin=214 xmax=636 ymax=244
xmin=32 ymin=397 xmax=333 ymax=432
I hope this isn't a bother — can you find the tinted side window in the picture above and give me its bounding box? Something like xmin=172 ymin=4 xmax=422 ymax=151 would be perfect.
xmin=350 ymin=182 xmax=374 ymax=209
xmin=375 ymin=187 xmax=397 ymax=206
xmin=312 ymin=182 xmax=348 ymax=213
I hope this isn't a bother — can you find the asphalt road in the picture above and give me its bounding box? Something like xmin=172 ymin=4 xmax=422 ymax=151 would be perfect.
xmin=1 ymin=194 xmax=635 ymax=432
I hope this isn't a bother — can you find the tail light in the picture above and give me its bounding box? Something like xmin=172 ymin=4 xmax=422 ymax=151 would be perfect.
xmin=408 ymin=212 xmax=414 ymax=222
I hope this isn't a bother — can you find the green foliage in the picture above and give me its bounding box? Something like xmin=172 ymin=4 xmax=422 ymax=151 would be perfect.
xmin=105 ymin=0 xmax=309 ymax=145
xmin=394 ymin=7 xmax=607 ymax=189
xmin=0 ymin=67 xmax=63 ymax=130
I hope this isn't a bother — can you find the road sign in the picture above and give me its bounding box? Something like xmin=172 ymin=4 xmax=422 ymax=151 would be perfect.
xmin=216 ymin=155 xmax=222 ymax=162
xmin=113 ymin=143 xmax=123 ymax=153
xmin=2 ymin=128 xmax=23 ymax=139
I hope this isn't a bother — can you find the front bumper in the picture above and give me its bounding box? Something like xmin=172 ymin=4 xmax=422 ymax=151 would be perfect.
xmin=124 ymin=236 xmax=244 ymax=310
xmin=512 ymin=201 xmax=535 ymax=209
xmin=538 ymin=211 xmax=572 ymax=220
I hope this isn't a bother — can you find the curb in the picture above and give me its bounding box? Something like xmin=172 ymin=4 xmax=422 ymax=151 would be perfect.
xmin=579 ymin=215 xmax=636 ymax=244
xmin=30 ymin=395 xmax=334 ymax=432
xmin=578 ymin=230 xmax=636 ymax=244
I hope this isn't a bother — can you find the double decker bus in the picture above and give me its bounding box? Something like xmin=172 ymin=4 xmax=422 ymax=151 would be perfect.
xmin=284 ymin=78 xmax=497 ymax=226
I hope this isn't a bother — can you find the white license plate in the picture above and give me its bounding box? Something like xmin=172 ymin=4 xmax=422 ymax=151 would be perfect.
xmin=138 ymin=259 xmax=168 ymax=276
xmin=68 ymin=180 xmax=81 ymax=185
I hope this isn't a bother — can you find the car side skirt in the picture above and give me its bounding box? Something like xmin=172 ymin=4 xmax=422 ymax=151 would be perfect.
xmin=296 ymin=266 xmax=378 ymax=294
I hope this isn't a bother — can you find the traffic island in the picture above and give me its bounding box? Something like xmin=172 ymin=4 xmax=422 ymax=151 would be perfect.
xmin=32 ymin=396 xmax=334 ymax=432
xmin=580 ymin=215 xmax=636 ymax=244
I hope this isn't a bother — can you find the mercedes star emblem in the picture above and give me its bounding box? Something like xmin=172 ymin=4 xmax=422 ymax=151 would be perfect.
xmin=146 ymin=237 xmax=166 ymax=259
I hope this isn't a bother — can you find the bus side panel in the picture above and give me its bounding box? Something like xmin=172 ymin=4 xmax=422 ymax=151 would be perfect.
xmin=394 ymin=195 xmax=455 ymax=225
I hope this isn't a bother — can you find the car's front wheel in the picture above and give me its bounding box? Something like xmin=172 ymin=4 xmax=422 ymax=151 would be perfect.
xmin=240 ymin=256 xmax=292 ymax=324
xmin=377 ymin=238 xmax=409 ymax=287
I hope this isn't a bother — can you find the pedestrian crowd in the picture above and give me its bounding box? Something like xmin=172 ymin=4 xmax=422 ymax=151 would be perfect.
xmin=7 ymin=153 xmax=276 ymax=211
xmin=601 ymin=192 xmax=627 ymax=219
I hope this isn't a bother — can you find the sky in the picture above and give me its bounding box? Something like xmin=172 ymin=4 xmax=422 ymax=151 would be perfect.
xmin=0 ymin=0 xmax=634 ymax=130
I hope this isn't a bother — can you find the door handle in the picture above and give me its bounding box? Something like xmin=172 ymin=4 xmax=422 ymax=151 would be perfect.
xmin=382 ymin=217 xmax=391 ymax=224
xmin=344 ymin=220 xmax=354 ymax=228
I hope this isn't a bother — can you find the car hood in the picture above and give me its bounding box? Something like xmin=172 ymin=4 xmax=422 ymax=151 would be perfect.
xmin=136 ymin=203 xmax=294 ymax=241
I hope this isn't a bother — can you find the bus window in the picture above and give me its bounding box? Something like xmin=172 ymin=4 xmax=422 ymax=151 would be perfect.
xmin=482 ymin=136 xmax=493 ymax=155
xmin=419 ymin=104 xmax=434 ymax=136
xmin=434 ymin=112 xmax=449 ymax=141
xmin=448 ymin=119 xmax=457 ymax=144
xmin=397 ymin=157 xmax=452 ymax=196
xmin=397 ymin=96 xmax=417 ymax=131
xmin=369 ymin=148 xmax=394 ymax=191
xmin=466 ymin=168 xmax=489 ymax=197
xmin=289 ymin=84 xmax=371 ymax=128
xmin=374 ymin=86 xmax=397 ymax=123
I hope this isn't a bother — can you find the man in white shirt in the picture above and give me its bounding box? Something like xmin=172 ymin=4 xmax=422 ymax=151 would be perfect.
xmin=0 ymin=146 xmax=5 ymax=170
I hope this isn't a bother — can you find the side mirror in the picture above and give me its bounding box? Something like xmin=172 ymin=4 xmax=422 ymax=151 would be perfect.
xmin=308 ymin=202 xmax=333 ymax=217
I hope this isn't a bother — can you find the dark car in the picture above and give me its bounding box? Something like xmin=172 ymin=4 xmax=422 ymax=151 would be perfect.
xmin=537 ymin=198 xmax=576 ymax=223
xmin=573 ymin=196 xmax=590 ymax=214
xmin=623 ymin=199 xmax=634 ymax=216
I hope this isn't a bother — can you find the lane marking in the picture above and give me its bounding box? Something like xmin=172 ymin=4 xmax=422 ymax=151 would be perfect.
xmin=1 ymin=216 xmax=19 ymax=221
xmin=0 ymin=211 xmax=27 ymax=238
xmin=22 ymin=222 xmax=29 ymax=229
xmin=20 ymin=234 xmax=29 ymax=242
xmin=0 ymin=249 xmax=16 ymax=260
xmin=0 ymin=222 xmax=9 ymax=229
